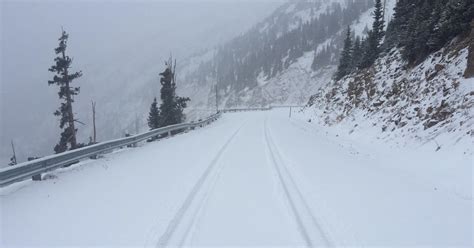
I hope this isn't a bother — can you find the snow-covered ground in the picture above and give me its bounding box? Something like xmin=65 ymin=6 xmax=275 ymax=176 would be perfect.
xmin=1 ymin=109 xmax=472 ymax=247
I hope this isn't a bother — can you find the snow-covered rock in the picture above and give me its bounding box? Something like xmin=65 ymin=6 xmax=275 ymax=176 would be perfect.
xmin=305 ymin=34 xmax=474 ymax=152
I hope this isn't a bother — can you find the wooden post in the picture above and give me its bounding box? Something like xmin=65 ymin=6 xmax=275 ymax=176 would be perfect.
xmin=92 ymin=101 xmax=97 ymax=143
xmin=289 ymin=107 xmax=292 ymax=118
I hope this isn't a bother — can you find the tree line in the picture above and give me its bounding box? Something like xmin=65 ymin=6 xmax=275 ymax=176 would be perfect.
xmin=335 ymin=0 xmax=474 ymax=80
xmin=184 ymin=0 xmax=374 ymax=93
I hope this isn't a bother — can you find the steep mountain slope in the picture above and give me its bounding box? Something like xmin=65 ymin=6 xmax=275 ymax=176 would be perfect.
xmin=178 ymin=0 xmax=397 ymax=118
xmin=305 ymin=18 xmax=474 ymax=151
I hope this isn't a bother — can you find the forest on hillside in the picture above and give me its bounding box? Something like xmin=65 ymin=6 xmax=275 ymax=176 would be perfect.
xmin=185 ymin=0 xmax=374 ymax=92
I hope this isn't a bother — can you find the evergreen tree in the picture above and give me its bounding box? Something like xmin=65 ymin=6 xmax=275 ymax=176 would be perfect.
xmin=158 ymin=57 xmax=190 ymax=127
xmin=439 ymin=0 xmax=474 ymax=43
xmin=48 ymin=29 xmax=82 ymax=153
xmin=385 ymin=0 xmax=473 ymax=65
xmin=371 ymin=0 xmax=385 ymax=46
xmin=405 ymin=0 xmax=433 ymax=64
xmin=147 ymin=97 xmax=160 ymax=130
xmin=335 ymin=27 xmax=353 ymax=80
xmin=384 ymin=0 xmax=411 ymax=51
xmin=426 ymin=0 xmax=444 ymax=52
xmin=351 ymin=36 xmax=363 ymax=70
xmin=359 ymin=30 xmax=373 ymax=68
xmin=360 ymin=0 xmax=385 ymax=68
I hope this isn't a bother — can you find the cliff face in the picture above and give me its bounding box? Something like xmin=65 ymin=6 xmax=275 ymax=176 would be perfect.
xmin=464 ymin=20 xmax=474 ymax=78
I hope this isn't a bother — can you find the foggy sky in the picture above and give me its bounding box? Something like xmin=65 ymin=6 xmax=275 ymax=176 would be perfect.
xmin=0 ymin=0 xmax=284 ymax=165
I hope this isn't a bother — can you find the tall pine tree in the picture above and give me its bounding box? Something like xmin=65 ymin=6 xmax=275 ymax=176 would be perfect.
xmin=371 ymin=0 xmax=385 ymax=47
xmin=385 ymin=0 xmax=473 ymax=65
xmin=438 ymin=0 xmax=474 ymax=44
xmin=426 ymin=0 xmax=444 ymax=52
xmin=351 ymin=36 xmax=363 ymax=70
xmin=335 ymin=27 xmax=353 ymax=80
xmin=48 ymin=29 xmax=82 ymax=153
xmin=158 ymin=57 xmax=190 ymax=127
xmin=360 ymin=0 xmax=385 ymax=68
xmin=403 ymin=0 xmax=433 ymax=64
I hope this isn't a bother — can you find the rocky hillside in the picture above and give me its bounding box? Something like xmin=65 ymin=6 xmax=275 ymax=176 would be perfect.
xmin=305 ymin=22 xmax=474 ymax=150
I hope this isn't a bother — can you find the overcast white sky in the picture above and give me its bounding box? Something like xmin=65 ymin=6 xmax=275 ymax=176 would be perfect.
xmin=0 ymin=0 xmax=284 ymax=164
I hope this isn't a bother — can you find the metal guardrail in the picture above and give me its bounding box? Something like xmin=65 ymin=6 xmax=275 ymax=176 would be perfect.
xmin=0 ymin=106 xmax=303 ymax=187
xmin=222 ymin=105 xmax=303 ymax=113
xmin=0 ymin=112 xmax=222 ymax=187
xmin=271 ymin=105 xmax=304 ymax=109
xmin=223 ymin=107 xmax=273 ymax=112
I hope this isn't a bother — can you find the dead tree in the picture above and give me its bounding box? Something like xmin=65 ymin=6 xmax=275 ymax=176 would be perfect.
xmin=9 ymin=140 xmax=17 ymax=166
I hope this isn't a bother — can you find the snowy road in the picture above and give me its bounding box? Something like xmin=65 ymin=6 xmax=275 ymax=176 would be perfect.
xmin=1 ymin=109 xmax=472 ymax=247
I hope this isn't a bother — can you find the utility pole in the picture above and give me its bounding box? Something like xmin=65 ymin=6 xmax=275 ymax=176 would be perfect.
xmin=91 ymin=101 xmax=97 ymax=143
xmin=215 ymin=83 xmax=219 ymax=113
xmin=135 ymin=113 xmax=140 ymax=134
xmin=10 ymin=140 xmax=17 ymax=166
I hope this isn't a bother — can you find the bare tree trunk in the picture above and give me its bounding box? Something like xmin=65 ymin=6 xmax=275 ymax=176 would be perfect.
xmin=10 ymin=140 xmax=17 ymax=165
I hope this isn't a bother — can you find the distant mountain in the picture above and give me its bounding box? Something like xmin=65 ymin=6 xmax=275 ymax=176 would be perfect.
xmin=178 ymin=0 xmax=398 ymax=117
xmin=178 ymin=0 xmax=473 ymax=149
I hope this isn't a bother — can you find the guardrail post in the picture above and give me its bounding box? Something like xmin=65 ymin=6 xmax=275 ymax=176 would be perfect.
xmin=32 ymin=174 xmax=42 ymax=181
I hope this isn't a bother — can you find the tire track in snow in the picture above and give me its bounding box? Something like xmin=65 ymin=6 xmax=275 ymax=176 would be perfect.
xmin=155 ymin=123 xmax=245 ymax=247
xmin=264 ymin=118 xmax=333 ymax=247
xmin=177 ymin=140 xmax=231 ymax=246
